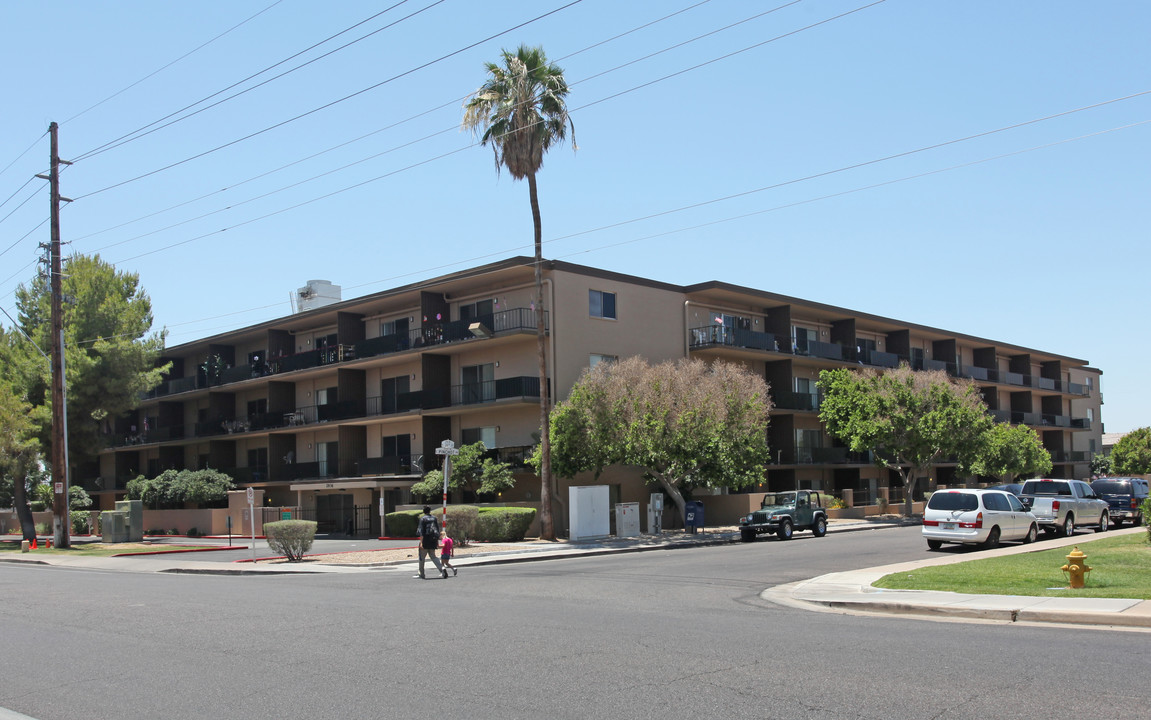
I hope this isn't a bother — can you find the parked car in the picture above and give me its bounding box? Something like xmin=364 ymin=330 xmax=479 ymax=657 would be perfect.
xmin=986 ymin=483 xmax=1023 ymax=496
xmin=739 ymin=490 xmax=828 ymax=541
xmin=922 ymin=489 xmax=1038 ymax=550
xmin=1018 ymin=478 xmax=1109 ymax=537
xmin=1090 ymin=477 xmax=1149 ymax=527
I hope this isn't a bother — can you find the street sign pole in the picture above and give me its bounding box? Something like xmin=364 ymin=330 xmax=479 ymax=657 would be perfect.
xmin=434 ymin=440 xmax=460 ymax=533
xmin=247 ymin=486 xmax=255 ymax=561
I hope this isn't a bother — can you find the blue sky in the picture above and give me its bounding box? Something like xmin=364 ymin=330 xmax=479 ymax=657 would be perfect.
xmin=1 ymin=1 xmax=1147 ymax=433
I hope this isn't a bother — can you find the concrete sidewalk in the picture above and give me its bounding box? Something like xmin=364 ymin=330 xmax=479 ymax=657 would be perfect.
xmin=763 ymin=525 xmax=1151 ymax=629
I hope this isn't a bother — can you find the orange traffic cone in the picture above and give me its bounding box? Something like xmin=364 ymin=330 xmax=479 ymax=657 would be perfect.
xmin=46 ymin=538 xmax=53 ymax=548
xmin=30 ymin=538 xmax=37 ymax=549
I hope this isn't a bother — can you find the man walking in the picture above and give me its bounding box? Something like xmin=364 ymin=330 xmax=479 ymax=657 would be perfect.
xmin=416 ymin=506 xmax=448 ymax=579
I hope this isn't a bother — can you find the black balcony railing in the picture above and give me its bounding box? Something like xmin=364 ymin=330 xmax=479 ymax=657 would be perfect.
xmin=772 ymin=391 xmax=821 ymax=412
xmin=455 ymin=376 xmax=543 ymax=406
xmin=356 ymin=455 xmax=423 ymax=476
xmin=281 ymin=461 xmax=337 ymax=481
xmin=689 ymin=325 xmax=779 ymax=352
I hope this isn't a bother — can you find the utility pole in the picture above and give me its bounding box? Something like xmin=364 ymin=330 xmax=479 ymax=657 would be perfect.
xmin=39 ymin=122 xmax=73 ymax=549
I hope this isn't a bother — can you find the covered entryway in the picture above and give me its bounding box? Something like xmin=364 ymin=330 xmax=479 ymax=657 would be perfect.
xmin=291 ymin=478 xmax=418 ymax=537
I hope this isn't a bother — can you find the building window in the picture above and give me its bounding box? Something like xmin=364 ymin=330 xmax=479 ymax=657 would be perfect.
xmin=589 ymin=289 xmax=616 ymax=319
xmin=462 ymin=426 xmax=497 ymax=449
xmin=459 ymin=299 xmax=494 ymax=321
xmin=381 ymin=317 xmax=410 ymax=338
xmin=461 ymin=363 xmax=495 ymax=403
xmin=589 ymin=353 xmax=617 ymax=369
xmin=795 ymin=429 xmax=822 ymax=463
xmin=792 ymin=326 xmax=817 ymax=354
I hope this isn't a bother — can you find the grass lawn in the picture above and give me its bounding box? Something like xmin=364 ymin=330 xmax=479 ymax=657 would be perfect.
xmin=874 ymin=533 xmax=1151 ymax=599
xmin=0 ymin=541 xmax=217 ymax=557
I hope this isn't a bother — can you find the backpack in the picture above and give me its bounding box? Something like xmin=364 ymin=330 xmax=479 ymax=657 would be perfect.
xmin=419 ymin=514 xmax=439 ymax=541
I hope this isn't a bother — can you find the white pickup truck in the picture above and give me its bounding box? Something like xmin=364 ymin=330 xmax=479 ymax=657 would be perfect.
xmin=1018 ymin=479 xmax=1109 ymax=537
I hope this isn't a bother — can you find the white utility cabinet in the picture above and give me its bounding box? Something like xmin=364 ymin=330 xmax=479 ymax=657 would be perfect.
xmin=569 ymin=485 xmax=611 ymax=541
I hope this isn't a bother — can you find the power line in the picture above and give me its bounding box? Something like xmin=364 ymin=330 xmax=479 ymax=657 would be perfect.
xmin=78 ymin=0 xmax=811 ymax=258
xmin=0 ymin=214 xmax=50 ymax=262
xmin=93 ymin=3 xmax=1137 ymax=268
xmin=62 ymin=0 xmax=287 ymax=127
xmin=72 ymin=0 xmax=583 ymax=199
xmin=72 ymin=0 xmax=435 ymax=162
xmin=149 ymin=116 xmax=1149 ymax=347
xmin=106 ymin=93 xmax=1148 ymax=324
xmin=71 ymin=0 xmax=721 ymax=247
xmin=0 ymin=130 xmax=48 ymax=183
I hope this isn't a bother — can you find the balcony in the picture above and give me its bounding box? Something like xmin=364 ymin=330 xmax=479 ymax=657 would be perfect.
xmin=772 ymin=391 xmax=821 ymax=412
xmin=990 ymin=410 xmax=1091 ymax=430
xmin=356 ymin=455 xmax=423 ymax=476
xmin=365 ymin=391 xmax=423 ymax=417
xmin=282 ymin=461 xmax=337 ymax=481
xmin=858 ymin=349 xmax=900 ymax=368
xmin=798 ymin=340 xmax=844 ymax=361
xmin=1048 ymin=450 xmax=1089 ymax=464
xmin=689 ymin=325 xmax=778 ymax=352
xmin=423 ymin=376 xmax=544 ymax=410
xmin=143 ymin=308 xmax=546 ymax=400
xmin=770 ymin=448 xmax=873 ymax=465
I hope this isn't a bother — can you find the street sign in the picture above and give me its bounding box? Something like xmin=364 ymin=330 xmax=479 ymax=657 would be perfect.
xmin=54 ymin=482 xmax=64 ymax=494
xmin=434 ymin=440 xmax=459 ymax=531
xmin=246 ymin=487 xmax=254 ymax=503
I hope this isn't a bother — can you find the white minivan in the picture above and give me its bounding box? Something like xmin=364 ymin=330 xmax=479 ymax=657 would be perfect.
xmin=922 ymin=489 xmax=1038 ymax=550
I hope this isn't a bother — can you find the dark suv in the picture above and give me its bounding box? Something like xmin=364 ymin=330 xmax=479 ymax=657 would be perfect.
xmin=1090 ymin=477 xmax=1150 ymax=527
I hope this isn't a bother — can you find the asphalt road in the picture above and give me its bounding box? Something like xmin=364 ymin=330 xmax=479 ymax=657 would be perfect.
xmin=4 ymin=526 xmax=1149 ymax=720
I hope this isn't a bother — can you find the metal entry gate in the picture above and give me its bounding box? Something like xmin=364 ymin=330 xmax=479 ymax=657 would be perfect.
xmin=294 ymin=504 xmax=373 ymax=537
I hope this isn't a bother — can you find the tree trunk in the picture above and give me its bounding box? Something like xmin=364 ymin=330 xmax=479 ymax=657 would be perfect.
xmin=12 ymin=461 xmax=37 ymax=542
xmin=901 ymin=468 xmax=915 ymax=518
xmin=653 ymin=474 xmax=686 ymax=528
xmin=527 ymin=172 xmax=555 ymax=540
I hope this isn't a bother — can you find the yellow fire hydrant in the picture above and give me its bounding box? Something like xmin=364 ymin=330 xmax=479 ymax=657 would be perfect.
xmin=1061 ymin=547 xmax=1092 ymax=589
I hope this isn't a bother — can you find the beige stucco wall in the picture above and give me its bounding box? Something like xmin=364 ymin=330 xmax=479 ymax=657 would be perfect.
xmin=548 ymin=268 xmax=686 ymax=403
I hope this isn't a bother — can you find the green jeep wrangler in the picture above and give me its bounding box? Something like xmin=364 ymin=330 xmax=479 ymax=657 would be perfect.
xmin=739 ymin=490 xmax=828 ymax=541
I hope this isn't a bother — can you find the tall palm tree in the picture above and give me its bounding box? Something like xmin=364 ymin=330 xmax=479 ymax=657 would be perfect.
xmin=462 ymin=45 xmax=574 ymax=541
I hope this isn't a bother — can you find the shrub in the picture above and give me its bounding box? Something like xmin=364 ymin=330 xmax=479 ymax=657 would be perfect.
xmin=187 ymin=527 xmax=199 ymax=538
xmin=384 ymin=510 xmax=424 ymax=538
xmin=475 ymin=507 xmax=537 ymax=542
xmin=824 ymin=496 xmax=846 ymax=510
xmin=70 ymin=511 xmax=93 ymax=534
xmin=264 ymin=520 xmax=317 ymax=561
xmin=1142 ymin=497 xmax=1151 ymax=544
xmin=434 ymin=506 xmax=478 ymax=546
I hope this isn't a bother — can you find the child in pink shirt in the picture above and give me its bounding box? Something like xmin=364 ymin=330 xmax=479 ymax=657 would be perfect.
xmin=440 ymin=534 xmax=457 ymax=576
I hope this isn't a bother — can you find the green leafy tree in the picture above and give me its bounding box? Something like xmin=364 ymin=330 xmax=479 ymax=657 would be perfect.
xmin=13 ymin=254 xmax=167 ymax=482
xmin=0 ymin=359 xmax=42 ymax=541
xmin=547 ymin=357 xmax=771 ymax=525
xmin=1090 ymin=452 xmax=1113 ymax=478
xmin=127 ymin=468 xmax=234 ymax=509
xmin=970 ymin=422 xmax=1053 ymax=483
xmin=462 ymin=45 xmax=575 ymax=541
xmin=1111 ymin=427 xmax=1151 ymax=475
xmin=818 ymin=365 xmax=992 ymax=517
xmin=410 ymin=442 xmax=516 ymax=501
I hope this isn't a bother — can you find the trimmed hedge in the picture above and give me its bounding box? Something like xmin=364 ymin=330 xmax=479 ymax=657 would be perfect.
xmin=385 ymin=506 xmax=536 ymax=542
xmin=434 ymin=506 xmax=478 ymax=545
xmin=384 ymin=510 xmax=424 ymax=538
xmin=264 ymin=520 xmax=317 ymax=562
xmin=475 ymin=507 xmax=536 ymax=542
